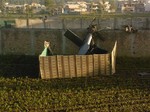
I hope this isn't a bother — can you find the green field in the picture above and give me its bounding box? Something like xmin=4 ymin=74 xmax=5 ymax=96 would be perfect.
xmin=0 ymin=56 xmax=150 ymax=111
xmin=0 ymin=74 xmax=150 ymax=111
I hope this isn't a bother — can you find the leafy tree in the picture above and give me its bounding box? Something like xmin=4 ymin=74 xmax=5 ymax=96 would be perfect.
xmin=0 ymin=0 xmax=6 ymax=11
xmin=45 ymin=0 xmax=55 ymax=9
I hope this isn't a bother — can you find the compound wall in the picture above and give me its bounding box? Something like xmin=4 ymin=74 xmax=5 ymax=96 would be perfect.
xmin=0 ymin=28 xmax=149 ymax=57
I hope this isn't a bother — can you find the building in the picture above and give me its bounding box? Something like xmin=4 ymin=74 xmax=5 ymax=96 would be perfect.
xmin=134 ymin=2 xmax=145 ymax=12
xmin=121 ymin=3 xmax=135 ymax=12
xmin=64 ymin=1 xmax=87 ymax=14
xmin=1 ymin=0 xmax=45 ymax=5
xmin=121 ymin=1 xmax=145 ymax=13
xmin=145 ymin=0 xmax=150 ymax=11
xmin=3 ymin=2 xmax=46 ymax=14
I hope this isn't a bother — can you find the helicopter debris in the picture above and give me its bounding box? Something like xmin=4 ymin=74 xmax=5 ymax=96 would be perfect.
xmin=64 ymin=18 xmax=108 ymax=55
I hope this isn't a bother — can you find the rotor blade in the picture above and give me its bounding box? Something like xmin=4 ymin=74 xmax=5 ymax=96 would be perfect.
xmin=90 ymin=17 xmax=96 ymax=26
xmin=64 ymin=29 xmax=83 ymax=47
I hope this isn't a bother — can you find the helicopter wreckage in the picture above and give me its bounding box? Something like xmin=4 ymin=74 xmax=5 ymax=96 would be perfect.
xmin=39 ymin=18 xmax=117 ymax=79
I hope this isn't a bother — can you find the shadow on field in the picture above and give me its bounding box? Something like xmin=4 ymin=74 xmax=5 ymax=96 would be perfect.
xmin=0 ymin=55 xmax=39 ymax=78
xmin=0 ymin=56 xmax=150 ymax=81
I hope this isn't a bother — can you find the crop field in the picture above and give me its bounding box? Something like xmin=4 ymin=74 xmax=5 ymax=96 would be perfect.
xmin=0 ymin=74 xmax=150 ymax=111
xmin=0 ymin=56 xmax=150 ymax=111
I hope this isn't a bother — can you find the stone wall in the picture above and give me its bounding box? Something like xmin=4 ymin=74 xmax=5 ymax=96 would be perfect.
xmin=0 ymin=28 xmax=149 ymax=57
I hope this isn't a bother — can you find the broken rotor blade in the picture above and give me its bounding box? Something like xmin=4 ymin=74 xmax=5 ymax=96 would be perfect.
xmin=64 ymin=29 xmax=83 ymax=47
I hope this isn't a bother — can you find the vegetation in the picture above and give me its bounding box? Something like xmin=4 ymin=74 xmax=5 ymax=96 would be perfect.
xmin=0 ymin=55 xmax=149 ymax=111
xmin=0 ymin=12 xmax=150 ymax=19
xmin=0 ymin=74 xmax=149 ymax=111
xmin=60 ymin=12 xmax=150 ymax=19
xmin=45 ymin=0 xmax=55 ymax=9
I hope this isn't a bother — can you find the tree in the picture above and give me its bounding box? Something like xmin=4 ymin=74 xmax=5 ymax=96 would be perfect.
xmin=45 ymin=0 xmax=58 ymax=15
xmin=25 ymin=4 xmax=33 ymax=28
xmin=45 ymin=0 xmax=55 ymax=9
xmin=0 ymin=0 xmax=6 ymax=12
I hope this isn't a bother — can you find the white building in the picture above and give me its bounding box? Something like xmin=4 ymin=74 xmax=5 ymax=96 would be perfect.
xmin=64 ymin=1 xmax=87 ymax=14
xmin=145 ymin=0 xmax=150 ymax=11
